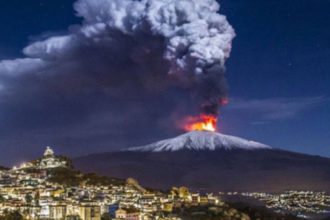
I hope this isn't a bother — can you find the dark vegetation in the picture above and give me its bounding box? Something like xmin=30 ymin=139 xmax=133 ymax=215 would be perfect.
xmin=47 ymin=167 xmax=125 ymax=187
xmin=172 ymin=203 xmax=308 ymax=220
xmin=0 ymin=166 xmax=9 ymax=171
xmin=229 ymin=202 xmax=303 ymax=220
xmin=173 ymin=205 xmax=250 ymax=220
xmin=0 ymin=211 xmax=23 ymax=220
xmin=101 ymin=213 xmax=111 ymax=220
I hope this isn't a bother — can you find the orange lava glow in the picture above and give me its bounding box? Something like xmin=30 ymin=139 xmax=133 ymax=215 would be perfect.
xmin=182 ymin=114 xmax=217 ymax=132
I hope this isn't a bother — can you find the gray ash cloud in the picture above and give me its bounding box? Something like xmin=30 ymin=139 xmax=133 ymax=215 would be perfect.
xmin=0 ymin=0 xmax=235 ymax=154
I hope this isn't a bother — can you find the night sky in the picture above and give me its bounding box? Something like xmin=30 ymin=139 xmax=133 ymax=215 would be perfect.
xmin=0 ymin=0 xmax=329 ymax=165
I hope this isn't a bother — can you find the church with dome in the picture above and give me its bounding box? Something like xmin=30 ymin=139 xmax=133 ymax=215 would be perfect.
xmin=37 ymin=146 xmax=69 ymax=169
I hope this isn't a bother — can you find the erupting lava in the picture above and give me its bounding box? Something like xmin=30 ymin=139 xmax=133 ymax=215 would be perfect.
xmin=181 ymin=114 xmax=217 ymax=132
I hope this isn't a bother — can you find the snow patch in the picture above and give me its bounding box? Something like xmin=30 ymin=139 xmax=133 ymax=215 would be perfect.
xmin=127 ymin=131 xmax=272 ymax=152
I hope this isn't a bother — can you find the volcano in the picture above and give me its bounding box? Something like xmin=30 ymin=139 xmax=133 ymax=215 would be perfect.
xmin=127 ymin=131 xmax=271 ymax=152
xmin=74 ymin=131 xmax=330 ymax=192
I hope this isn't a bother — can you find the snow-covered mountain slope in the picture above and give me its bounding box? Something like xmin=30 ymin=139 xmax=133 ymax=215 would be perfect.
xmin=127 ymin=131 xmax=271 ymax=152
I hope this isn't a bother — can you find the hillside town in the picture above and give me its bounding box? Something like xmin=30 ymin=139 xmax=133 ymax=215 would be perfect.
xmin=0 ymin=147 xmax=250 ymax=220
xmin=240 ymin=191 xmax=330 ymax=217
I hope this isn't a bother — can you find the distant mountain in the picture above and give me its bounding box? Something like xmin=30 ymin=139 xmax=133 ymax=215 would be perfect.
xmin=74 ymin=131 xmax=330 ymax=192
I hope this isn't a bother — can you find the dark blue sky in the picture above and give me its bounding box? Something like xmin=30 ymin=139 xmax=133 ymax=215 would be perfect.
xmin=0 ymin=0 xmax=329 ymax=165
xmin=220 ymin=0 xmax=330 ymax=157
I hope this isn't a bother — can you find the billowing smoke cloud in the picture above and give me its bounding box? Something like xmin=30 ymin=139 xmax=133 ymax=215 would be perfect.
xmin=0 ymin=0 xmax=234 ymax=159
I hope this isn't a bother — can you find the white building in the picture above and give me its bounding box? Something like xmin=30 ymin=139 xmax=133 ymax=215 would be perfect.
xmin=38 ymin=146 xmax=68 ymax=169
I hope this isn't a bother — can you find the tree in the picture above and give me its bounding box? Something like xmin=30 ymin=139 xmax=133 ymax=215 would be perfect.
xmin=0 ymin=211 xmax=24 ymax=220
xmin=101 ymin=213 xmax=111 ymax=220
xmin=34 ymin=191 xmax=40 ymax=206
xmin=66 ymin=215 xmax=82 ymax=220
xmin=25 ymin=194 xmax=33 ymax=204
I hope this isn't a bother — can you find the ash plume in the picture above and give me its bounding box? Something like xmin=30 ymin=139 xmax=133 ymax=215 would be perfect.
xmin=0 ymin=0 xmax=235 ymax=154
xmin=23 ymin=0 xmax=234 ymax=114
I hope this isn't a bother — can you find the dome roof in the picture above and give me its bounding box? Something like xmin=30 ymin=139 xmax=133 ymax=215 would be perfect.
xmin=44 ymin=146 xmax=55 ymax=157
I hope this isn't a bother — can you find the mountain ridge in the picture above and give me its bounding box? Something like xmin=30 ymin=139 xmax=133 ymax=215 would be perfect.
xmin=74 ymin=132 xmax=330 ymax=192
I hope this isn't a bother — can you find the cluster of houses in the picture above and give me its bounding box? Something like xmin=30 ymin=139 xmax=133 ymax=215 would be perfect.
xmin=0 ymin=147 xmax=223 ymax=220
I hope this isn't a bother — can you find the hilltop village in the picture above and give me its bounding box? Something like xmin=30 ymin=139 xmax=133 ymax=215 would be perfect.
xmin=0 ymin=147 xmax=251 ymax=220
